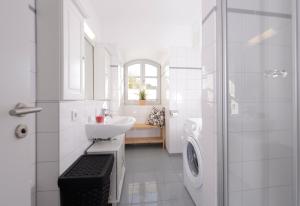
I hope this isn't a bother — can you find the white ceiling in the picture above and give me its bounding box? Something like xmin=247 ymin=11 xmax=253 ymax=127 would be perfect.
xmin=88 ymin=0 xmax=202 ymax=63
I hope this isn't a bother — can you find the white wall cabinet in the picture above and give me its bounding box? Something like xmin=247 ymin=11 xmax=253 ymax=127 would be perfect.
xmin=94 ymin=46 xmax=111 ymax=100
xmin=62 ymin=0 xmax=85 ymax=100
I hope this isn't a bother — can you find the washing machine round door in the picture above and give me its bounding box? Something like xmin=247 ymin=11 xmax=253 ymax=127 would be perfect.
xmin=183 ymin=136 xmax=204 ymax=188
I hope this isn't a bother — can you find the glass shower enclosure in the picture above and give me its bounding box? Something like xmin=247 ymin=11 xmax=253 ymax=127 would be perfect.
xmin=224 ymin=0 xmax=298 ymax=205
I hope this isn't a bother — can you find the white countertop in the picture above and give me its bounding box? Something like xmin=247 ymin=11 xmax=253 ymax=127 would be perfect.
xmin=87 ymin=134 xmax=124 ymax=153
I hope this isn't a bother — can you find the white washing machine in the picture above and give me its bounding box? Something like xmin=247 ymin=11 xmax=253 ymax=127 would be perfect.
xmin=183 ymin=118 xmax=203 ymax=206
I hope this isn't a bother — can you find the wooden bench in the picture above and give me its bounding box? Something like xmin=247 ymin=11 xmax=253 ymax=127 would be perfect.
xmin=125 ymin=123 xmax=165 ymax=149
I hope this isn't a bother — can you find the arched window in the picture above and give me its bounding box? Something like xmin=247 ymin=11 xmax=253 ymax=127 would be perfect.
xmin=124 ymin=59 xmax=161 ymax=105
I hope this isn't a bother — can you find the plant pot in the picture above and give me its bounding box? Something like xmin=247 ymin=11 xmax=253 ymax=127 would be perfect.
xmin=139 ymin=100 xmax=146 ymax=105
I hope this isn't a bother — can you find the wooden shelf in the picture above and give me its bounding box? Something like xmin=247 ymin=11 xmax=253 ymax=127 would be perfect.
xmin=132 ymin=123 xmax=160 ymax=129
xmin=126 ymin=123 xmax=165 ymax=149
xmin=125 ymin=137 xmax=163 ymax=145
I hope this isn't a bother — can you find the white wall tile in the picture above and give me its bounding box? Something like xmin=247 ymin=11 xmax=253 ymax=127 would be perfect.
xmin=228 ymin=73 xmax=243 ymax=101
xmin=268 ymin=186 xmax=293 ymax=206
xmin=228 ymin=133 xmax=242 ymax=163
xmin=228 ymin=0 xmax=267 ymax=11
xmin=242 ymin=103 xmax=265 ymax=132
xmin=267 ymin=158 xmax=292 ymax=187
xmin=242 ymin=161 xmax=267 ymax=189
xmin=229 ymin=163 xmax=242 ymax=191
xmin=244 ymin=45 xmax=266 ymax=73
xmin=202 ymin=12 xmax=217 ymax=48
xmin=227 ymin=13 xmax=244 ymax=43
xmin=242 ymin=132 xmax=267 ymax=161
xmin=37 ymin=102 xmax=59 ymax=133
xmin=37 ymin=133 xmax=59 ymax=162
xmin=229 ymin=191 xmax=242 ymax=206
xmin=242 ymin=189 xmax=268 ymax=206
xmin=266 ymin=102 xmax=292 ymax=130
xmin=243 ymin=74 xmax=264 ymax=102
xmin=37 ymin=162 xmax=59 ymax=191
xmin=268 ymin=130 xmax=292 ymax=158
xmin=37 ymin=191 xmax=59 ymax=206
xmin=228 ymin=43 xmax=244 ymax=73
xmin=266 ymin=0 xmax=291 ymax=14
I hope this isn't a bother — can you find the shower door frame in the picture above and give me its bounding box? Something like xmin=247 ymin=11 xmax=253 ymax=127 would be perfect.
xmin=219 ymin=0 xmax=300 ymax=205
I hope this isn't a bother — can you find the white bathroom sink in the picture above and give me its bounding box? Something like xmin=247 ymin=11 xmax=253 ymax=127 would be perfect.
xmin=85 ymin=116 xmax=136 ymax=140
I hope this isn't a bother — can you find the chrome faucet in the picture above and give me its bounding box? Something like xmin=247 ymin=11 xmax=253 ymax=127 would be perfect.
xmin=101 ymin=108 xmax=112 ymax=118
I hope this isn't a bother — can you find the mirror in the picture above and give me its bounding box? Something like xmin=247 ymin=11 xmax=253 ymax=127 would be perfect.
xmin=84 ymin=38 xmax=94 ymax=100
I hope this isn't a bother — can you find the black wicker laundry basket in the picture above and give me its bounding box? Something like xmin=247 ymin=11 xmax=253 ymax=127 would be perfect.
xmin=58 ymin=154 xmax=114 ymax=206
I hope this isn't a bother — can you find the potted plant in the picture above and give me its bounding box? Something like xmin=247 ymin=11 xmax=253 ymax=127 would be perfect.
xmin=138 ymin=89 xmax=146 ymax=105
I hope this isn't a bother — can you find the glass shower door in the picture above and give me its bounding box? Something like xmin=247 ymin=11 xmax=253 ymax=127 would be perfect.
xmin=226 ymin=0 xmax=297 ymax=205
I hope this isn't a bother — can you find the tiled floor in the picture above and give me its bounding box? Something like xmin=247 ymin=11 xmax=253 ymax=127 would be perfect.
xmin=118 ymin=145 xmax=195 ymax=206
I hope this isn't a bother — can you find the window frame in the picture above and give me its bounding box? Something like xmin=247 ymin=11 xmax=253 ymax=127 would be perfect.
xmin=124 ymin=59 xmax=161 ymax=105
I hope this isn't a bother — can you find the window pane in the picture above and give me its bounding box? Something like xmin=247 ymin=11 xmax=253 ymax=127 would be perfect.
xmin=145 ymin=78 xmax=157 ymax=90
xmin=146 ymin=90 xmax=157 ymax=100
xmin=145 ymin=64 xmax=158 ymax=76
xmin=128 ymin=64 xmax=141 ymax=76
xmin=128 ymin=77 xmax=141 ymax=100
xmin=128 ymin=77 xmax=141 ymax=89
xmin=128 ymin=89 xmax=139 ymax=100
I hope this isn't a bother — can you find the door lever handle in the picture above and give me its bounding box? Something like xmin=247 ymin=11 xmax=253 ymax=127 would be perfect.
xmin=9 ymin=103 xmax=42 ymax=117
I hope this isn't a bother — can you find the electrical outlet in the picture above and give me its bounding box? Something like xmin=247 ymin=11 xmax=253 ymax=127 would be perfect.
xmin=71 ymin=110 xmax=78 ymax=121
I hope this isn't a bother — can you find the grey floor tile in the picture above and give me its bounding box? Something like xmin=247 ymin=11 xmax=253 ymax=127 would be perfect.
xmin=134 ymin=172 xmax=159 ymax=183
xmin=162 ymin=198 xmax=195 ymax=206
xmin=132 ymin=201 xmax=164 ymax=206
xmin=159 ymin=182 xmax=190 ymax=201
xmin=131 ymin=182 xmax=163 ymax=204
xmin=155 ymin=170 xmax=183 ymax=183
xmin=120 ymin=182 xmax=134 ymax=204
xmin=120 ymin=145 xmax=194 ymax=206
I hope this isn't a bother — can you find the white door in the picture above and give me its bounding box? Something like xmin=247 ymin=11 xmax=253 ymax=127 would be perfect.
xmin=0 ymin=1 xmax=37 ymax=206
